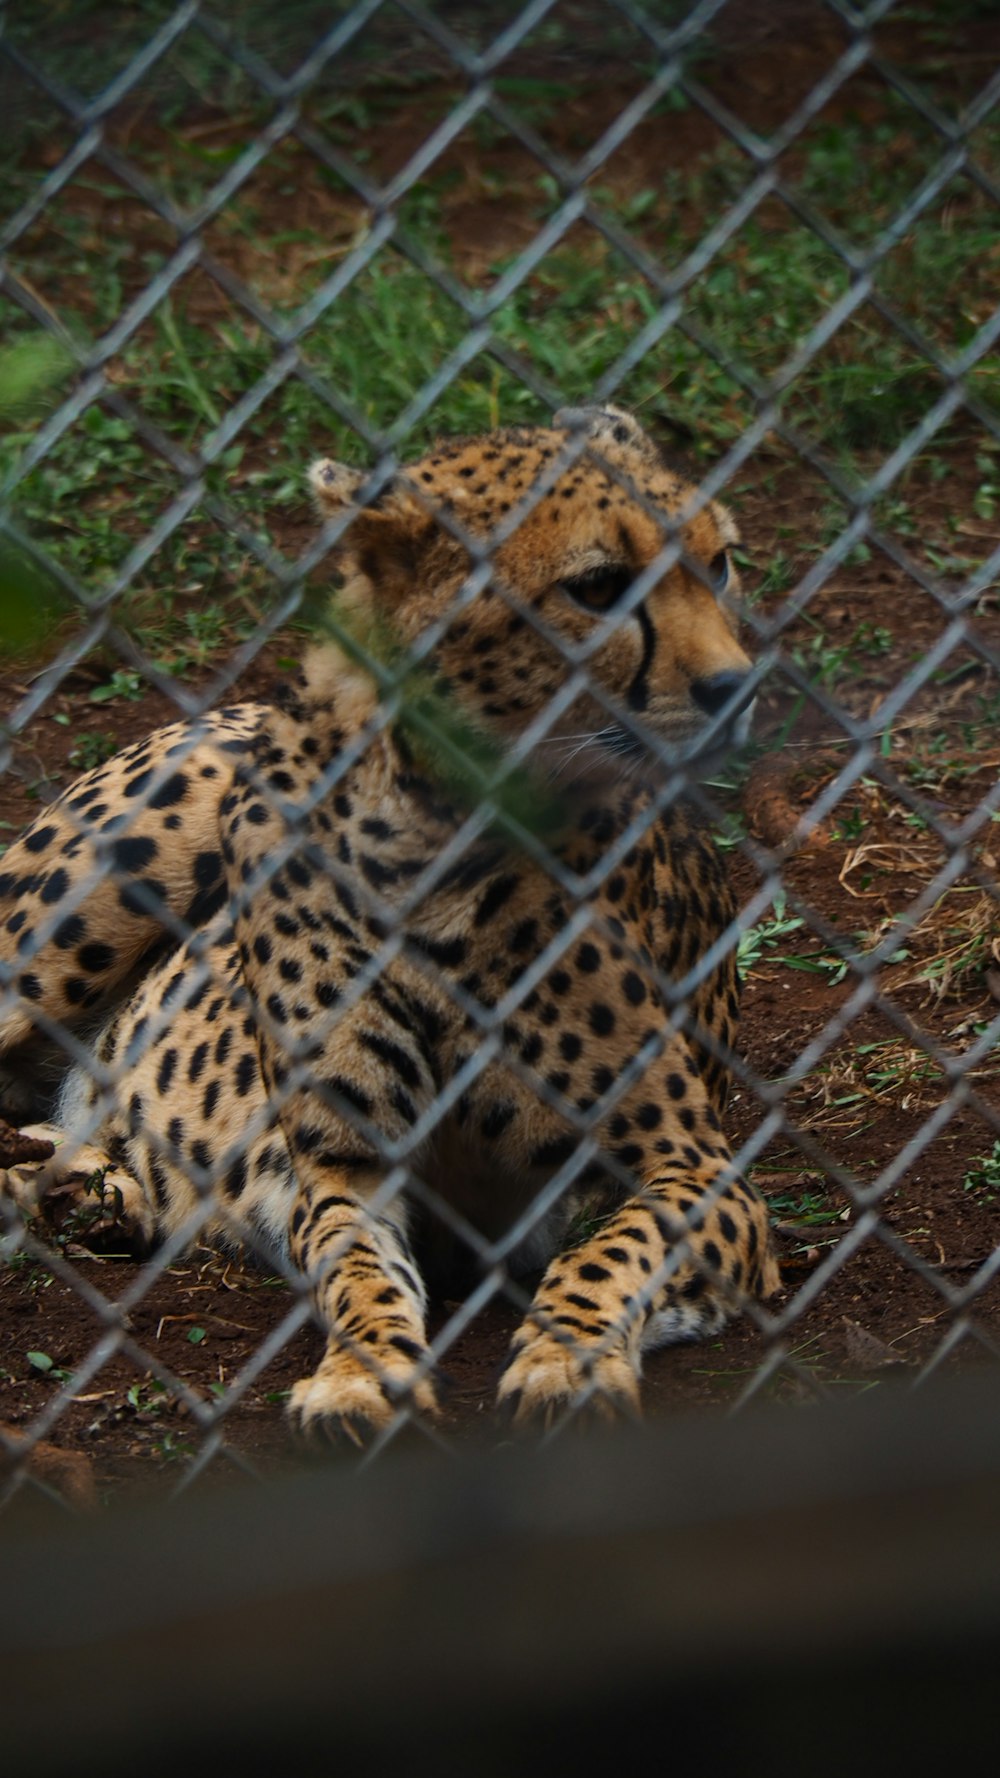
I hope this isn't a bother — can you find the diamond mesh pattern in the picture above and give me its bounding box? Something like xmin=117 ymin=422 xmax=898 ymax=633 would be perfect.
xmin=1 ymin=0 xmax=999 ymax=1503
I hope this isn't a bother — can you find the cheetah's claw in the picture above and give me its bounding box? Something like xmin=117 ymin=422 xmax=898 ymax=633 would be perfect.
xmin=497 ymin=1333 xmax=641 ymax=1433
xmin=288 ymin=1351 xmax=439 ymax=1450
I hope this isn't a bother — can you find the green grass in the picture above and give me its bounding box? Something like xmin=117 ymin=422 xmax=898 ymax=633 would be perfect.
xmin=3 ymin=14 xmax=999 ymax=676
xmin=736 ymin=894 xmax=805 ymax=980
xmin=963 ymin=1141 xmax=1000 ymax=1202
xmin=759 ymin=1181 xmax=836 ymax=1229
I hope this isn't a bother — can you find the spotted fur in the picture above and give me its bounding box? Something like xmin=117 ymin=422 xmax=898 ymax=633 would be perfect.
xmin=0 ymin=406 xmax=778 ymax=1440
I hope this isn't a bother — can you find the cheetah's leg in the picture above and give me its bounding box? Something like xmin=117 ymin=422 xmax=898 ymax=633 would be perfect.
xmin=286 ymin=1164 xmax=436 ymax=1444
xmin=498 ymin=1158 xmax=779 ymax=1429
xmin=217 ymin=725 xmax=445 ymax=1445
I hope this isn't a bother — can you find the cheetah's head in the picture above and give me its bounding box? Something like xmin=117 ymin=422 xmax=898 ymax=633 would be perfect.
xmin=309 ymin=405 xmax=754 ymax=782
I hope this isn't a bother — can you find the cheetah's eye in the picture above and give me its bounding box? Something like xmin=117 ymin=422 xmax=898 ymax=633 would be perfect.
xmin=560 ymin=564 xmax=634 ymax=612
xmin=709 ymin=550 xmax=730 ymax=594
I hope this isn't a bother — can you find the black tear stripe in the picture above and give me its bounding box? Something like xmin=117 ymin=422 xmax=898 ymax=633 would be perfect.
xmin=626 ymin=602 xmax=657 ymax=713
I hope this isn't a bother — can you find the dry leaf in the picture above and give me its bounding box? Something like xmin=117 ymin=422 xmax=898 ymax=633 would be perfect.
xmin=842 ymin=1318 xmax=908 ymax=1371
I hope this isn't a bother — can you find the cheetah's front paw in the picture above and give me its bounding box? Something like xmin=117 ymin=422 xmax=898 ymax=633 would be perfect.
xmin=0 ymin=1126 xmax=155 ymax=1249
xmin=288 ymin=1348 xmax=439 ymax=1450
xmin=497 ymin=1332 xmax=641 ymax=1432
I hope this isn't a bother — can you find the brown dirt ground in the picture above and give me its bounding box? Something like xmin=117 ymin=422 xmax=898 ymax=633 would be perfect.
xmin=3 ymin=1 xmax=1000 ymax=1502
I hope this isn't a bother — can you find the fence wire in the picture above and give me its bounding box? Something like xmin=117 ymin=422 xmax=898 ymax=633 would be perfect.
xmin=1 ymin=0 xmax=999 ymax=1506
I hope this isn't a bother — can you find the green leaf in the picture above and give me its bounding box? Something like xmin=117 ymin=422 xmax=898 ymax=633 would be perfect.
xmin=317 ymin=595 xmax=567 ymax=846
xmin=0 ymin=541 xmax=67 ymax=657
xmin=187 ymin=1325 xmax=207 ymax=1344
xmin=0 ymin=336 xmax=73 ymax=421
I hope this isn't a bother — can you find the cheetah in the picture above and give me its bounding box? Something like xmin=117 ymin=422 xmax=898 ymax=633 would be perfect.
xmin=0 ymin=404 xmax=779 ymax=1442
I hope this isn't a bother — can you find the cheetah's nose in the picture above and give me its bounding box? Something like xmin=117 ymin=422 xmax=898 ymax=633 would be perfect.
xmin=691 ymin=671 xmax=754 ymax=718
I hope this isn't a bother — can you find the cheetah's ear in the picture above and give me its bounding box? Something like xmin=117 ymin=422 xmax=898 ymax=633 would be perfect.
xmin=309 ymin=458 xmax=368 ymax=518
xmin=553 ymin=404 xmax=658 ymax=463
xmin=311 ymin=459 xmax=466 ymax=596
xmin=309 ymin=458 xmax=442 ymax=534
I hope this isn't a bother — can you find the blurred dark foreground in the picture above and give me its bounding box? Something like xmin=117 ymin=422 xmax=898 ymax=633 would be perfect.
xmin=3 ymin=1370 xmax=1000 ymax=1777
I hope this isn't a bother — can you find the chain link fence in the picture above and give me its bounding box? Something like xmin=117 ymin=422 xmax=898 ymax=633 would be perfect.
xmin=1 ymin=0 xmax=999 ymax=1509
